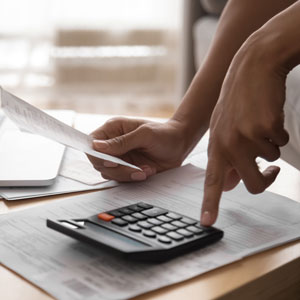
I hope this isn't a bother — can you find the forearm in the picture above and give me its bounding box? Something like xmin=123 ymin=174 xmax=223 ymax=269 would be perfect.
xmin=246 ymin=0 xmax=300 ymax=74
xmin=172 ymin=0 xmax=296 ymax=151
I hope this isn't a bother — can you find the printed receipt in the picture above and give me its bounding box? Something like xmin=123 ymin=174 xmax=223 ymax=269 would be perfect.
xmin=0 ymin=88 xmax=140 ymax=170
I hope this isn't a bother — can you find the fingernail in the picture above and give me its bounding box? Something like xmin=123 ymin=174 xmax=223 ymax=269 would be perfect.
xmin=131 ymin=172 xmax=147 ymax=181
xmin=93 ymin=140 xmax=108 ymax=150
xmin=104 ymin=161 xmax=118 ymax=167
xmin=201 ymin=211 xmax=212 ymax=226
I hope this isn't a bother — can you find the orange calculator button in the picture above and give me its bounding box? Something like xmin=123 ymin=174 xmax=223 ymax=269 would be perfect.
xmin=97 ymin=213 xmax=115 ymax=221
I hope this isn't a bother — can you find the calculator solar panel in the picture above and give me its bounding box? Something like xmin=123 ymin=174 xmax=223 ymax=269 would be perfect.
xmin=47 ymin=202 xmax=223 ymax=262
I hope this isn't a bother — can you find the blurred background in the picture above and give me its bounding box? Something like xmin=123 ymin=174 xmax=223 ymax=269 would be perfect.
xmin=0 ymin=0 xmax=183 ymax=117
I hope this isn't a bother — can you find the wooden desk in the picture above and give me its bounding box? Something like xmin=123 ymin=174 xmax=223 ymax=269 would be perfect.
xmin=0 ymin=149 xmax=299 ymax=300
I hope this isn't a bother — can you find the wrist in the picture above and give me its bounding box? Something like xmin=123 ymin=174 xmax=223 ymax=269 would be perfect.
xmin=237 ymin=4 xmax=300 ymax=75
xmin=169 ymin=114 xmax=207 ymax=155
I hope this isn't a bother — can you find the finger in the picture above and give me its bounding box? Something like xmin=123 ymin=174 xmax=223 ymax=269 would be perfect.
xmin=201 ymin=154 xmax=227 ymax=226
xmin=233 ymin=155 xmax=276 ymax=194
xmin=223 ymin=168 xmax=240 ymax=191
xmin=93 ymin=128 xmax=145 ymax=157
xmin=90 ymin=127 xmax=108 ymax=140
xmin=256 ymin=140 xmax=280 ymax=162
xmin=94 ymin=164 xmax=154 ymax=182
xmin=261 ymin=165 xmax=280 ymax=189
xmin=268 ymin=128 xmax=289 ymax=147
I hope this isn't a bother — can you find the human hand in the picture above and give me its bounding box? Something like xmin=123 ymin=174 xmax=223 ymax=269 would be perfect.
xmin=201 ymin=40 xmax=289 ymax=226
xmin=88 ymin=117 xmax=193 ymax=182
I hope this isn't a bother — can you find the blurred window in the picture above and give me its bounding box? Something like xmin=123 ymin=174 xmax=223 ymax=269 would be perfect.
xmin=0 ymin=0 xmax=182 ymax=116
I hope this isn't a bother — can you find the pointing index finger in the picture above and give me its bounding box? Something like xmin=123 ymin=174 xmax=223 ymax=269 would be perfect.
xmin=201 ymin=154 xmax=226 ymax=226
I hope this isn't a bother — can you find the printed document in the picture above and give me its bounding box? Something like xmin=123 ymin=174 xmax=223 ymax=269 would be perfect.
xmin=0 ymin=88 xmax=140 ymax=170
xmin=0 ymin=164 xmax=299 ymax=300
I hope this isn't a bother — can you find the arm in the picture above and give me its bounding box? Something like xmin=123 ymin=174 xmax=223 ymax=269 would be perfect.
xmin=90 ymin=0 xmax=296 ymax=182
xmin=172 ymin=0 xmax=297 ymax=154
xmin=201 ymin=1 xmax=300 ymax=226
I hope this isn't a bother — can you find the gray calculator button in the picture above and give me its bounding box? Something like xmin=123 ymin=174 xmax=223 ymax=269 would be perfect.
xmin=158 ymin=236 xmax=172 ymax=244
xmin=147 ymin=218 xmax=163 ymax=226
xmin=132 ymin=212 xmax=147 ymax=220
xmin=171 ymin=220 xmax=187 ymax=228
xmin=128 ymin=204 xmax=145 ymax=212
xmin=143 ymin=230 xmax=156 ymax=238
xmin=151 ymin=226 xmax=168 ymax=235
xmin=108 ymin=210 xmax=124 ymax=217
xmin=137 ymin=203 xmax=153 ymax=209
xmin=129 ymin=224 xmax=142 ymax=232
xmin=186 ymin=226 xmax=204 ymax=234
xmin=166 ymin=212 xmax=182 ymax=220
xmin=119 ymin=208 xmax=134 ymax=215
xmin=157 ymin=215 xmax=172 ymax=223
xmin=166 ymin=232 xmax=184 ymax=241
xmin=181 ymin=217 xmax=197 ymax=225
xmin=161 ymin=223 xmax=178 ymax=231
xmin=176 ymin=229 xmax=193 ymax=238
xmin=142 ymin=207 xmax=167 ymax=217
xmin=122 ymin=215 xmax=137 ymax=223
xmin=138 ymin=221 xmax=154 ymax=229
xmin=112 ymin=218 xmax=128 ymax=226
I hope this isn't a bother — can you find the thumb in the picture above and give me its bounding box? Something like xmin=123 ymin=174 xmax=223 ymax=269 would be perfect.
xmin=93 ymin=129 xmax=143 ymax=156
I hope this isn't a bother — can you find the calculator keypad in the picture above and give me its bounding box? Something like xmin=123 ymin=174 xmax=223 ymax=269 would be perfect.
xmin=97 ymin=202 xmax=209 ymax=246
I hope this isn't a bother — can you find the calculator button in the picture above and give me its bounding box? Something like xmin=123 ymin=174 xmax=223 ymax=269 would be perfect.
xmin=137 ymin=203 xmax=153 ymax=209
xmin=158 ymin=236 xmax=172 ymax=244
xmin=138 ymin=221 xmax=154 ymax=229
xmin=157 ymin=215 xmax=172 ymax=223
xmin=119 ymin=208 xmax=134 ymax=215
xmin=166 ymin=212 xmax=182 ymax=220
xmin=131 ymin=212 xmax=147 ymax=220
xmin=147 ymin=218 xmax=163 ymax=226
xmin=181 ymin=217 xmax=197 ymax=225
xmin=122 ymin=215 xmax=137 ymax=223
xmin=176 ymin=229 xmax=194 ymax=238
xmin=143 ymin=230 xmax=156 ymax=238
xmin=128 ymin=204 xmax=145 ymax=212
xmin=97 ymin=213 xmax=115 ymax=222
xmin=142 ymin=207 xmax=167 ymax=217
xmin=186 ymin=226 xmax=204 ymax=234
xmin=107 ymin=210 xmax=124 ymax=217
xmin=171 ymin=220 xmax=187 ymax=228
xmin=129 ymin=225 xmax=142 ymax=232
xmin=112 ymin=218 xmax=128 ymax=226
xmin=151 ymin=226 xmax=168 ymax=235
xmin=161 ymin=223 xmax=178 ymax=231
xmin=166 ymin=232 xmax=184 ymax=241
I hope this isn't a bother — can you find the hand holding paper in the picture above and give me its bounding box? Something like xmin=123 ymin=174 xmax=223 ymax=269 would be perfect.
xmin=0 ymin=88 xmax=141 ymax=171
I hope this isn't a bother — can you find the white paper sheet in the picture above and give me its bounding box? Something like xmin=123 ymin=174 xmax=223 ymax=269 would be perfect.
xmin=0 ymin=164 xmax=299 ymax=300
xmin=0 ymin=175 xmax=117 ymax=200
xmin=0 ymin=88 xmax=140 ymax=170
xmin=60 ymin=148 xmax=107 ymax=185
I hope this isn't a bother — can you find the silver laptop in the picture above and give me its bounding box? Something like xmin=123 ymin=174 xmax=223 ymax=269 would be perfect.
xmin=0 ymin=110 xmax=74 ymax=187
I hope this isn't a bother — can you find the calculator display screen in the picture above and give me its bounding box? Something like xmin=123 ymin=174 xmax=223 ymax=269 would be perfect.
xmin=86 ymin=221 xmax=149 ymax=249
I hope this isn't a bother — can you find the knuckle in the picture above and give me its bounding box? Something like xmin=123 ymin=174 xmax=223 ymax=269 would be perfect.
xmin=140 ymin=123 xmax=155 ymax=136
xmin=109 ymin=135 xmax=126 ymax=150
xmin=106 ymin=117 xmax=125 ymax=125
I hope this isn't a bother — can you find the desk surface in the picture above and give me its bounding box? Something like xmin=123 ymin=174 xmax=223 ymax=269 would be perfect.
xmin=0 ymin=113 xmax=300 ymax=300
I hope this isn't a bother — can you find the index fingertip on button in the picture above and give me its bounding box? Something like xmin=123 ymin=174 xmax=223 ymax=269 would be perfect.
xmin=200 ymin=211 xmax=212 ymax=226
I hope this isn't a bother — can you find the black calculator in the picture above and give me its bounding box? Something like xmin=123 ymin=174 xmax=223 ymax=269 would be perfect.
xmin=47 ymin=202 xmax=223 ymax=262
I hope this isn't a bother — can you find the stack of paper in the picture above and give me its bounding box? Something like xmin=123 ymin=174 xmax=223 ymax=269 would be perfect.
xmin=0 ymin=164 xmax=299 ymax=300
